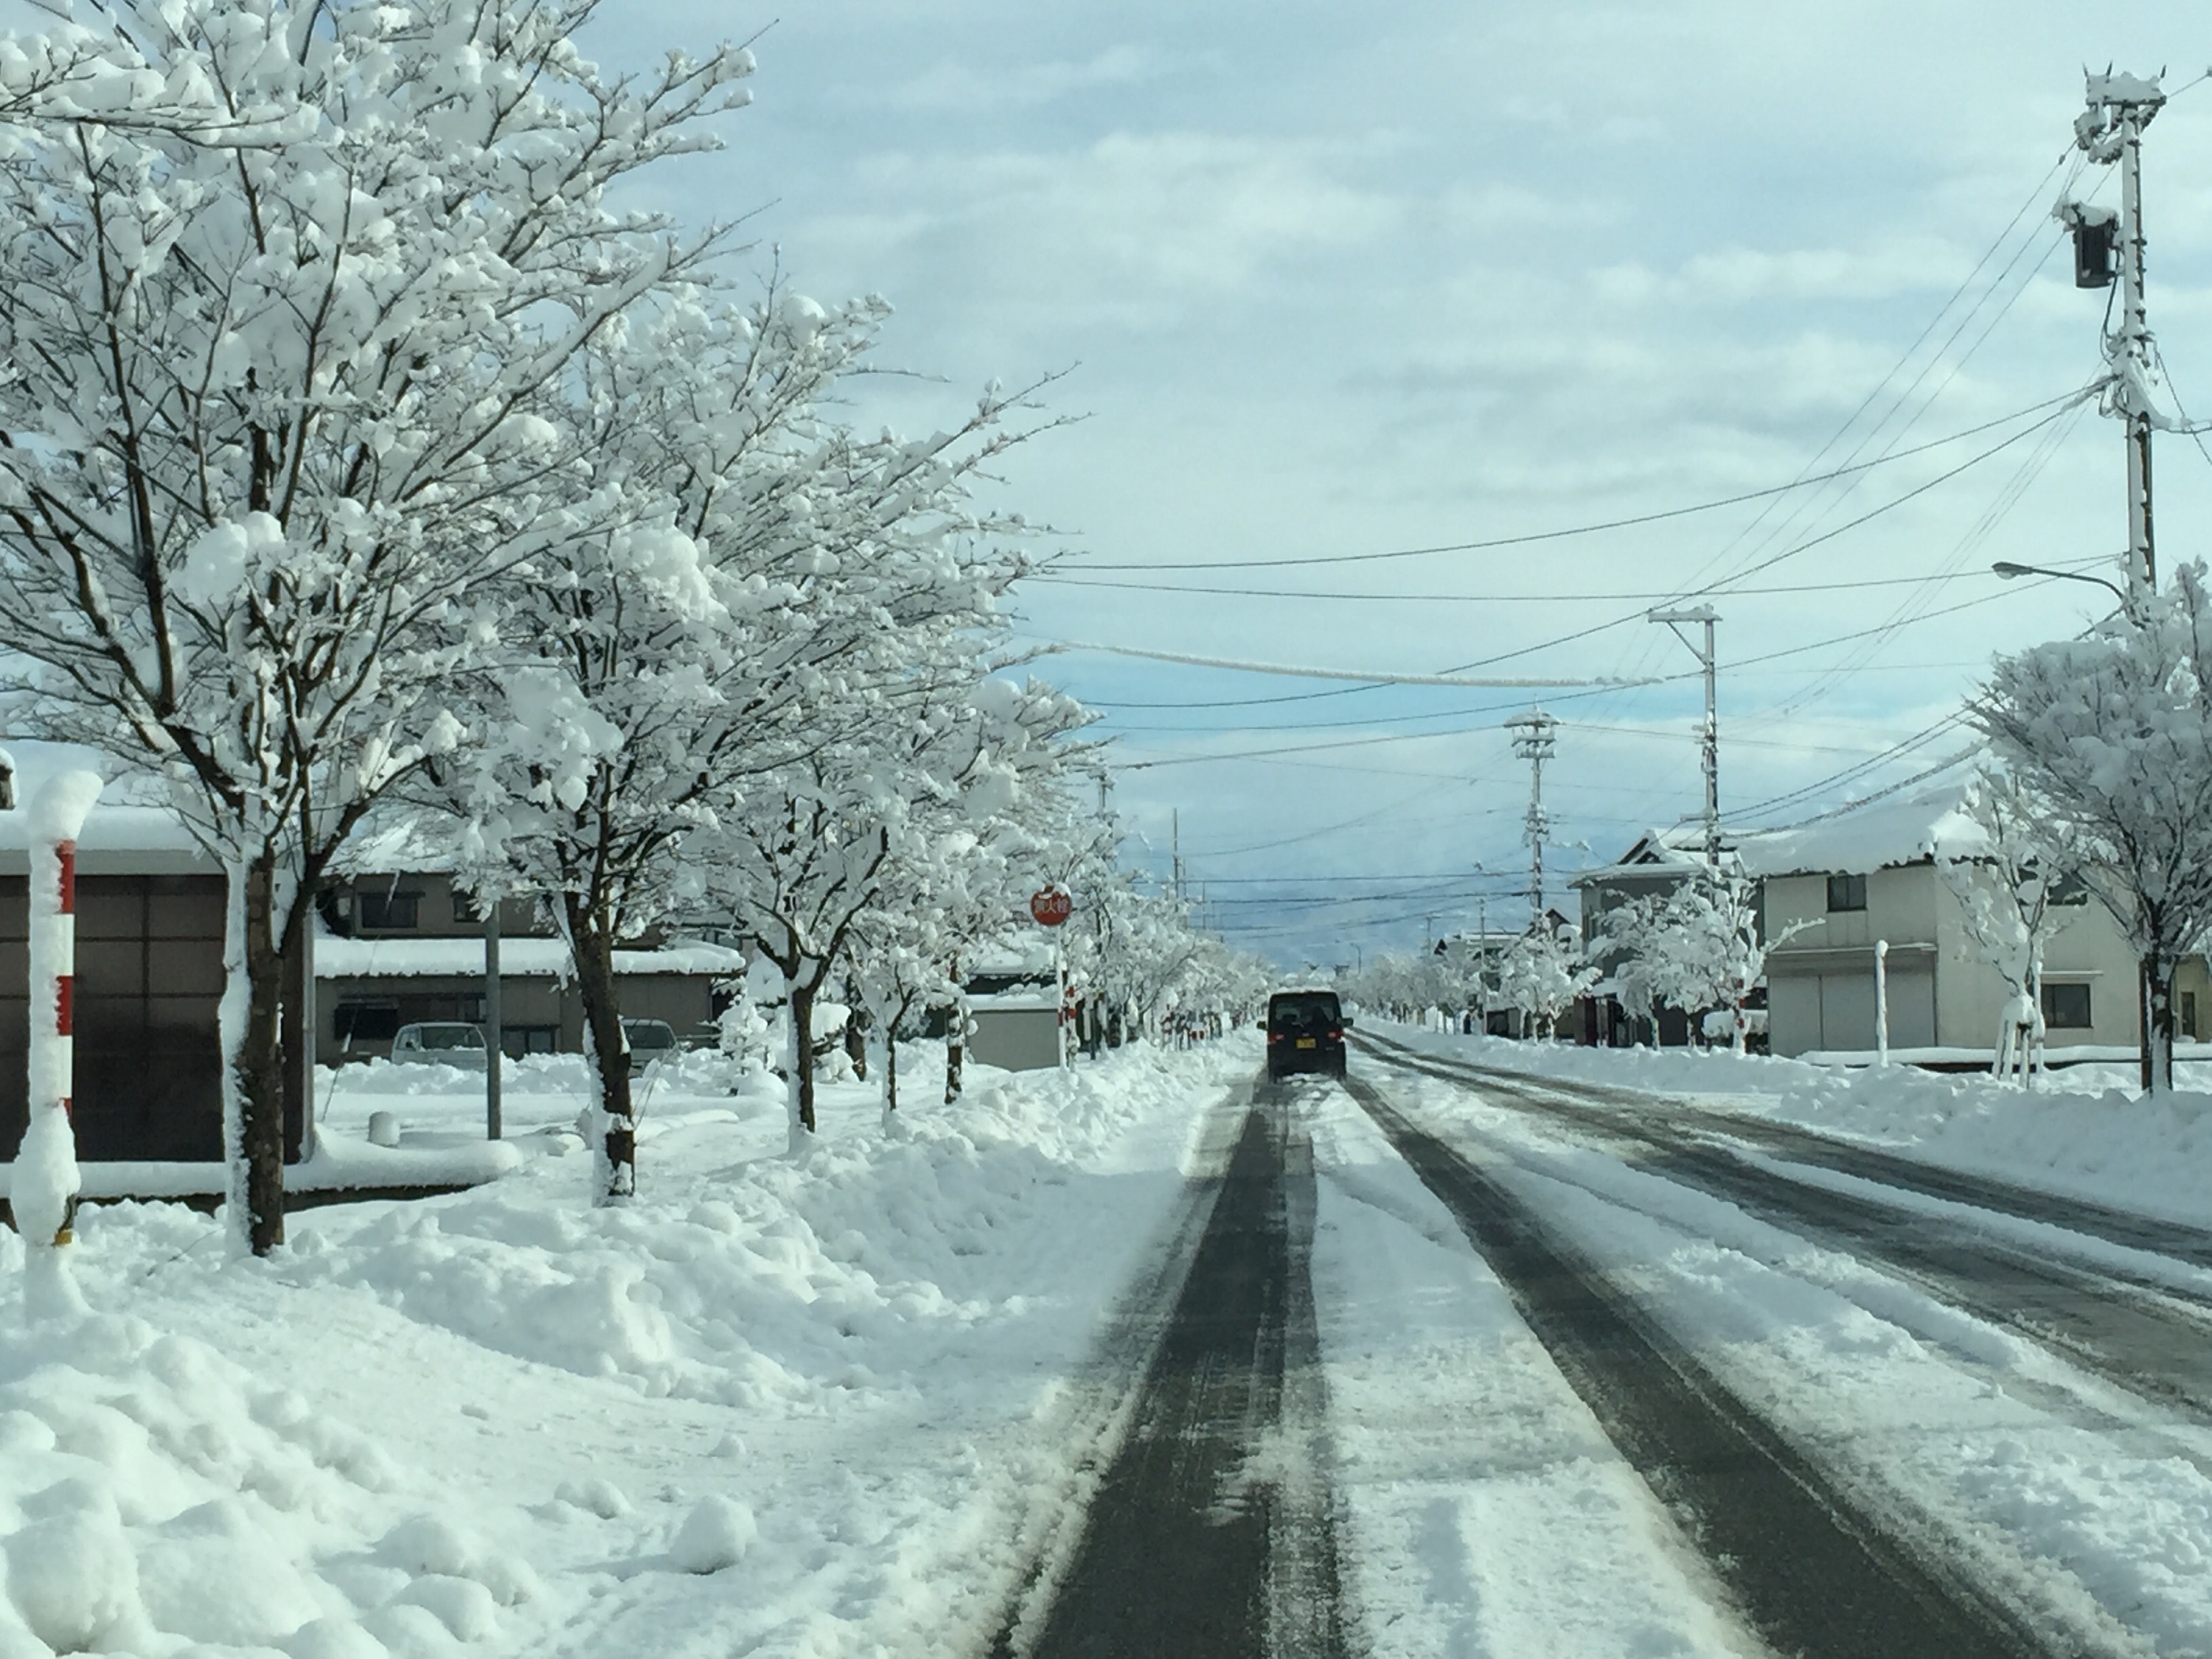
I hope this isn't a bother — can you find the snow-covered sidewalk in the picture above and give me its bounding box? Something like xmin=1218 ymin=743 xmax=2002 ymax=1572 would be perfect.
xmin=0 ymin=1039 xmax=1248 ymax=1659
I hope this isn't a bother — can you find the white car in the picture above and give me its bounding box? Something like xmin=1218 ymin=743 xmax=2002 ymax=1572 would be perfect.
xmin=622 ymin=1018 xmax=679 ymax=1074
xmin=389 ymin=1021 xmax=488 ymax=1069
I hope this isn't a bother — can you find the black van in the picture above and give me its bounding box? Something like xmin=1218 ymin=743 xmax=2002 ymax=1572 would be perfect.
xmin=1267 ymin=989 xmax=1346 ymax=1079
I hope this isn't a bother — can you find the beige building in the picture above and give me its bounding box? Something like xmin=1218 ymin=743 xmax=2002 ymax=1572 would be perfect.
xmin=316 ymin=871 xmax=742 ymax=1063
xmin=1742 ymin=787 xmax=2202 ymax=1060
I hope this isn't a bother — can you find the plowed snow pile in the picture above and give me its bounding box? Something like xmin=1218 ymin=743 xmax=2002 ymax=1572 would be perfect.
xmin=0 ymin=1039 xmax=1245 ymax=1658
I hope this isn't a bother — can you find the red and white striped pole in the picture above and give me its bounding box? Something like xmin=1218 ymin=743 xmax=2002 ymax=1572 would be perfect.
xmin=18 ymin=771 xmax=102 ymax=1270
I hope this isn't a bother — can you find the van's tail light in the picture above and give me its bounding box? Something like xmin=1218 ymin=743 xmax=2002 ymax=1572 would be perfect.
xmin=1328 ymin=1029 xmax=1342 ymax=1041
xmin=1267 ymin=1032 xmax=1283 ymax=1044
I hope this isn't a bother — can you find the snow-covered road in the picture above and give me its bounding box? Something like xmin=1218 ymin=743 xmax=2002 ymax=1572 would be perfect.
xmin=12 ymin=1033 xmax=2212 ymax=1657
xmin=1329 ymin=1027 xmax=2212 ymax=1657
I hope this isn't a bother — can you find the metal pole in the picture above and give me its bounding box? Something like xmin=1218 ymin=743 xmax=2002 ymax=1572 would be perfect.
xmin=1055 ymin=928 xmax=1069 ymax=1069
xmin=484 ymin=900 xmax=502 ymax=1141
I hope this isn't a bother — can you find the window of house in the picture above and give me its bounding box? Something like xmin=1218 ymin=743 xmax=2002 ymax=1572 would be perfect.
xmin=2048 ymin=870 xmax=2090 ymax=906
xmin=334 ymin=1002 xmax=401 ymax=1044
xmin=1826 ymin=873 xmax=1867 ymax=912
xmin=358 ymin=888 xmax=421 ymax=929
xmin=451 ymin=888 xmax=483 ymax=924
xmin=2042 ymin=981 xmax=2093 ymax=1030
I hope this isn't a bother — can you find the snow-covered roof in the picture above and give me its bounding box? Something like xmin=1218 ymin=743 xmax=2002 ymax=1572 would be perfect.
xmin=1733 ymin=785 xmax=1988 ymax=879
xmin=1568 ymin=825 xmax=1717 ymax=888
xmin=0 ymin=739 xmax=210 ymax=873
xmin=968 ymin=990 xmax=1059 ymax=1012
xmin=967 ymin=945 xmax=1057 ymax=978
xmin=315 ymin=933 xmax=746 ymax=980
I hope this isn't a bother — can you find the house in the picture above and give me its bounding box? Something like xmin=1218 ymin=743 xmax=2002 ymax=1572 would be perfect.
xmin=0 ymin=743 xmax=745 ymax=1170
xmin=314 ymin=871 xmax=744 ymax=1062
xmin=1437 ymin=912 xmax=1574 ymax=1037
xmin=1736 ymin=785 xmax=2202 ymax=1062
xmin=1571 ymin=827 xmax=1719 ymax=1047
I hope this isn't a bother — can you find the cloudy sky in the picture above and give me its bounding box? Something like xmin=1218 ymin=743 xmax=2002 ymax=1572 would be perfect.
xmin=596 ymin=2 xmax=2212 ymax=967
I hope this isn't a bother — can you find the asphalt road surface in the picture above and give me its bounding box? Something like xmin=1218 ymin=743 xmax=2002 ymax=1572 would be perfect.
xmin=995 ymin=1083 xmax=1349 ymax=1659
xmin=991 ymin=1040 xmax=2188 ymax=1658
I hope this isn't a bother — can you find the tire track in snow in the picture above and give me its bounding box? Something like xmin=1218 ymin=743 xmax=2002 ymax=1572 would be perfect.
xmin=990 ymin=1083 xmax=1349 ymax=1659
xmin=1356 ymin=1029 xmax=2212 ymax=1267
xmin=1360 ymin=1033 xmax=2212 ymax=1425
xmin=1342 ymin=1071 xmax=2059 ymax=1659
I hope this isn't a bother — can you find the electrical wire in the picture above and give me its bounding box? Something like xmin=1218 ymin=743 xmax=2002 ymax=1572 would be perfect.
xmin=1032 ymin=567 xmax=2071 ymax=606
xmin=1110 ymin=573 xmax=2066 ymax=771
xmin=1061 ymin=391 xmax=2087 ymax=575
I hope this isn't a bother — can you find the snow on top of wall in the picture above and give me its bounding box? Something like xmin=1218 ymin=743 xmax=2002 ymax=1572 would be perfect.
xmin=1735 ymin=784 xmax=1989 ymax=879
xmin=315 ymin=933 xmax=747 ymax=980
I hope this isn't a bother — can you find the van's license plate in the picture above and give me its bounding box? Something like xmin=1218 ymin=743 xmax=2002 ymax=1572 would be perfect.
xmin=1295 ymin=1037 xmax=1317 ymax=1049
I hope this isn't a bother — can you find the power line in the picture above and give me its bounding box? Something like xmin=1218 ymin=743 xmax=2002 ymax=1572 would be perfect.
xmin=1419 ymin=397 xmax=2085 ymax=681
xmin=1107 ymin=566 xmax=2065 ymax=758
xmin=1599 ymin=151 xmax=2082 ymax=697
xmin=1032 ymin=566 xmax=2083 ymax=606
xmin=1724 ymin=711 xmax=1969 ymax=823
xmin=1062 ymin=390 xmax=2087 ymax=575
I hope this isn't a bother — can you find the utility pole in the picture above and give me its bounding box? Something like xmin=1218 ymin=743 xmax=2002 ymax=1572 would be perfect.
xmin=1172 ymin=807 xmax=1183 ymax=905
xmin=1648 ymin=606 xmax=1721 ymax=872
xmin=2063 ymin=69 xmax=2166 ymax=599
xmin=1505 ymin=709 xmax=1557 ymax=926
xmin=2063 ymin=67 xmax=2169 ymax=1092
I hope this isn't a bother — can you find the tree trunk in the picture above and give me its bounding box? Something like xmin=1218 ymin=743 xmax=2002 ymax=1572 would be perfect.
xmin=944 ymin=1014 xmax=963 ymax=1104
xmin=844 ymin=1001 xmax=869 ymax=1082
xmin=2145 ymin=947 xmax=2177 ymax=1096
xmin=884 ymin=1030 xmax=898 ymax=1115
xmin=565 ymin=896 xmax=635 ymax=1202
xmin=788 ymin=975 xmax=818 ymax=1134
xmin=235 ymin=858 xmax=290 ymax=1256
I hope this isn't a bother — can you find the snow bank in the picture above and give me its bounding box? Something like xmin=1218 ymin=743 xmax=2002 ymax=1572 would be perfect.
xmin=1 ymin=1037 xmax=1251 ymax=1656
xmin=0 ymin=1303 xmax=540 ymax=1658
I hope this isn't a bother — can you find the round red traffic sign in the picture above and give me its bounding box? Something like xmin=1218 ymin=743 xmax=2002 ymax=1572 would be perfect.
xmin=1029 ymin=887 xmax=1071 ymax=927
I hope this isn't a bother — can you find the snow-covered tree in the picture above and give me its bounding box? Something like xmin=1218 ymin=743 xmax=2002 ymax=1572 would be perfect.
xmin=1973 ymin=565 xmax=2212 ymax=1096
xmin=446 ymin=286 xmax=1060 ymax=1195
xmin=1937 ymin=771 xmax=2074 ymax=1085
xmin=0 ymin=0 xmax=749 ymax=1249
xmin=1495 ymin=922 xmax=1596 ymax=1039
xmin=708 ymin=674 xmax=1085 ymax=1150
xmin=1621 ymin=870 xmax=1809 ymax=1054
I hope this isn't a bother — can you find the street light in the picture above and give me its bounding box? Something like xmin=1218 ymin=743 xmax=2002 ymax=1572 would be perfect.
xmin=1991 ymin=560 xmax=2129 ymax=605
